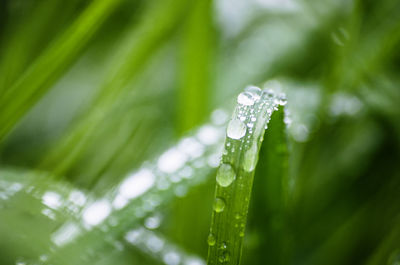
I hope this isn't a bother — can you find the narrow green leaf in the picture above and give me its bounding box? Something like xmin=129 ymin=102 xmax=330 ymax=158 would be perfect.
xmin=177 ymin=0 xmax=214 ymax=134
xmin=248 ymin=105 xmax=289 ymax=265
xmin=207 ymin=86 xmax=287 ymax=265
xmin=0 ymin=0 xmax=121 ymax=141
xmin=38 ymin=0 xmax=191 ymax=179
xmin=25 ymin=113 xmax=227 ymax=264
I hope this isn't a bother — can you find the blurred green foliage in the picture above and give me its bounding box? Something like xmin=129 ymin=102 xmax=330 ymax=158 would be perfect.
xmin=0 ymin=0 xmax=400 ymax=264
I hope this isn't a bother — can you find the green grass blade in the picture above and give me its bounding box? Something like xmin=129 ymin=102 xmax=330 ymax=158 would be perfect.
xmin=25 ymin=114 xmax=226 ymax=264
xmin=247 ymin=105 xmax=289 ymax=265
xmin=0 ymin=169 xmax=205 ymax=265
xmin=0 ymin=0 xmax=82 ymax=92
xmin=207 ymin=86 xmax=286 ymax=265
xmin=0 ymin=0 xmax=121 ymax=142
xmin=177 ymin=0 xmax=214 ymax=134
xmin=38 ymin=0 xmax=191 ymax=179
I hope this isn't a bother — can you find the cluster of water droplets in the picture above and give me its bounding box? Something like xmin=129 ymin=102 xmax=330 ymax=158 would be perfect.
xmin=108 ymin=111 xmax=227 ymax=221
xmin=207 ymin=84 xmax=287 ymax=264
xmin=217 ymin=84 xmax=286 ymax=188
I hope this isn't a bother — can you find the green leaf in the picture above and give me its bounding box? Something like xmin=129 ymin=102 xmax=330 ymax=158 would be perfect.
xmin=207 ymin=86 xmax=287 ymax=265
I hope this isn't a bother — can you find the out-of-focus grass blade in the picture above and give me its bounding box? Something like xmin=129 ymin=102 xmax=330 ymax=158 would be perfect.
xmin=0 ymin=0 xmax=121 ymax=142
xmin=0 ymin=168 xmax=206 ymax=265
xmin=28 ymin=111 xmax=226 ymax=264
xmin=0 ymin=0 xmax=81 ymax=92
xmin=177 ymin=0 xmax=214 ymax=134
xmin=366 ymin=216 xmax=400 ymax=265
xmin=303 ymin=171 xmax=400 ymax=265
xmin=39 ymin=0 xmax=191 ymax=180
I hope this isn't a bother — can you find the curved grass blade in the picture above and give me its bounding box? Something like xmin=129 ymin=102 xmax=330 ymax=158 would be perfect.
xmin=248 ymin=105 xmax=289 ymax=265
xmin=207 ymin=86 xmax=287 ymax=265
xmin=6 ymin=111 xmax=227 ymax=265
xmin=0 ymin=169 xmax=205 ymax=265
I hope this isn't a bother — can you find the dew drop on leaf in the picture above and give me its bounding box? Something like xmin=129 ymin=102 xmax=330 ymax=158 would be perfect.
xmin=213 ymin=197 xmax=226 ymax=213
xmin=237 ymin=92 xmax=256 ymax=106
xmin=219 ymin=241 xmax=227 ymax=249
xmin=243 ymin=143 xmax=258 ymax=172
xmin=218 ymin=251 xmax=230 ymax=263
xmin=216 ymin=163 xmax=236 ymax=187
xmin=245 ymin=88 xmax=261 ymax=103
xmin=245 ymin=85 xmax=262 ymax=99
xmin=227 ymin=119 xmax=246 ymax=140
xmin=207 ymin=233 xmax=216 ymax=246
xmin=277 ymin=93 xmax=287 ymax=106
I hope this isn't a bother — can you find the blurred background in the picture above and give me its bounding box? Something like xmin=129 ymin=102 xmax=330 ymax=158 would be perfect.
xmin=0 ymin=0 xmax=400 ymax=264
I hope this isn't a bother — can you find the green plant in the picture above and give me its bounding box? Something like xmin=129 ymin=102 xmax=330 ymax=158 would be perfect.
xmin=207 ymin=86 xmax=287 ymax=265
xmin=1 ymin=0 xmax=400 ymax=265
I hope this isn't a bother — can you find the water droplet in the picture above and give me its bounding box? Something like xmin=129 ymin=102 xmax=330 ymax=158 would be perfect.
xmin=197 ymin=125 xmax=220 ymax=145
xmin=144 ymin=215 xmax=161 ymax=229
xmin=207 ymin=153 xmax=220 ymax=168
xmin=239 ymin=231 xmax=245 ymax=237
xmin=235 ymin=213 xmax=242 ymax=220
xmin=146 ymin=234 xmax=164 ymax=252
xmin=119 ymin=169 xmax=155 ymax=199
xmin=213 ymin=197 xmax=226 ymax=213
xmin=243 ymin=143 xmax=258 ymax=172
xmin=227 ymin=119 xmax=246 ymax=140
xmin=52 ymin=222 xmax=81 ymax=246
xmin=186 ymin=257 xmax=205 ymax=265
xmin=82 ymin=199 xmax=112 ymax=227
xmin=178 ymin=137 xmax=205 ymax=159
xmin=125 ymin=228 xmax=143 ymax=244
xmin=277 ymin=93 xmax=287 ymax=106
xmin=263 ymin=88 xmax=275 ymax=98
xmin=220 ymin=241 xmax=227 ymax=249
xmin=237 ymin=92 xmax=255 ymax=106
xmin=211 ymin=109 xmax=228 ymax=125
xmin=216 ymin=164 xmax=236 ymax=187
xmin=174 ymin=185 xmax=188 ymax=197
xmin=42 ymin=191 xmax=62 ymax=209
xmin=207 ymin=233 xmax=216 ymax=246
xmin=245 ymin=85 xmax=262 ymax=98
xmin=218 ymin=251 xmax=230 ymax=263
xmin=69 ymin=190 xmax=87 ymax=206
xmin=163 ymin=251 xmax=181 ymax=265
